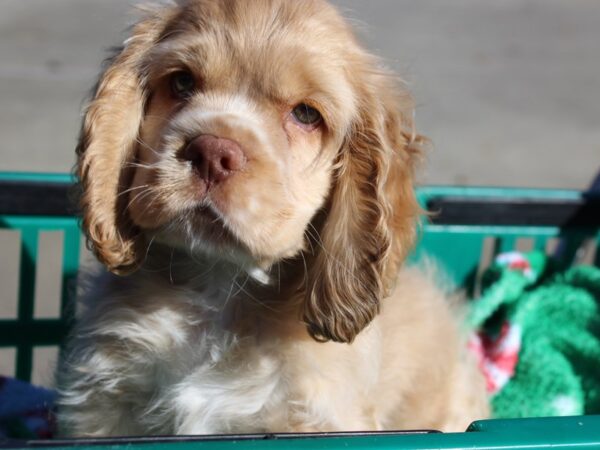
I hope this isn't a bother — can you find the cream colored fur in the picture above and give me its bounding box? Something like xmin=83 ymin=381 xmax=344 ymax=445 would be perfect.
xmin=57 ymin=0 xmax=488 ymax=437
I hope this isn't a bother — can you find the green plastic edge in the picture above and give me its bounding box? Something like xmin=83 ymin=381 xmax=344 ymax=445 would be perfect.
xmin=5 ymin=416 xmax=599 ymax=450
xmin=416 ymin=185 xmax=583 ymax=202
xmin=0 ymin=172 xmax=75 ymax=183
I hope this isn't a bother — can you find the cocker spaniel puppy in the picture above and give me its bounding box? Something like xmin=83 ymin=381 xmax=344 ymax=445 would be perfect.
xmin=57 ymin=0 xmax=488 ymax=437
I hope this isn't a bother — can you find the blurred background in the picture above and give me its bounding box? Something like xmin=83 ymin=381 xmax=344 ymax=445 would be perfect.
xmin=1 ymin=0 xmax=599 ymax=188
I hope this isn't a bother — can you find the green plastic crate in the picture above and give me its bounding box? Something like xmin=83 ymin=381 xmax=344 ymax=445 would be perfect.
xmin=0 ymin=172 xmax=599 ymax=449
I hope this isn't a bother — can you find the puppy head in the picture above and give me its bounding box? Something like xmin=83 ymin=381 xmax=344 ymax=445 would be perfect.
xmin=77 ymin=0 xmax=422 ymax=342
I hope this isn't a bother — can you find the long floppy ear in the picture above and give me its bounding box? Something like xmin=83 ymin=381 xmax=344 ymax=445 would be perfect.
xmin=303 ymin=71 xmax=424 ymax=343
xmin=77 ymin=7 xmax=178 ymax=274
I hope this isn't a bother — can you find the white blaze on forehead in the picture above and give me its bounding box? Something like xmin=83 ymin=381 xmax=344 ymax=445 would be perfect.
xmin=166 ymin=93 xmax=271 ymax=152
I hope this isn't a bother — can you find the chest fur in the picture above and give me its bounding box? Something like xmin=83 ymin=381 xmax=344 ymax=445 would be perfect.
xmin=73 ymin=279 xmax=381 ymax=434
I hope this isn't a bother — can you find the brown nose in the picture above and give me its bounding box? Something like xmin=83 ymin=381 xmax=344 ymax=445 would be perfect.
xmin=183 ymin=135 xmax=246 ymax=183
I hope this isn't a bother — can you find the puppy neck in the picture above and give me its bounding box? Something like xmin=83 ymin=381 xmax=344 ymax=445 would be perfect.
xmin=137 ymin=243 xmax=258 ymax=283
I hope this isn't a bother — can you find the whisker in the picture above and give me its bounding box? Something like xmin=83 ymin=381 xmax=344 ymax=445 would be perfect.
xmin=169 ymin=247 xmax=175 ymax=284
xmin=126 ymin=186 xmax=154 ymax=211
xmin=136 ymin=191 xmax=164 ymax=221
xmin=117 ymin=184 xmax=150 ymax=198
xmin=299 ymin=248 xmax=309 ymax=288
xmin=135 ymin=137 xmax=163 ymax=158
xmin=142 ymin=233 xmax=158 ymax=265
xmin=222 ymin=267 xmax=244 ymax=309
xmin=124 ymin=161 xmax=159 ymax=170
xmin=229 ymin=273 xmax=250 ymax=302
xmin=235 ymin=279 xmax=278 ymax=313
xmin=189 ymin=259 xmax=219 ymax=284
xmin=303 ymin=229 xmax=316 ymax=255
xmin=128 ymin=180 xmax=185 ymax=221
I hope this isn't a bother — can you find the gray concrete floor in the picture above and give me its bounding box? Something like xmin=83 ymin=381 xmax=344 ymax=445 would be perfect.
xmin=1 ymin=0 xmax=599 ymax=188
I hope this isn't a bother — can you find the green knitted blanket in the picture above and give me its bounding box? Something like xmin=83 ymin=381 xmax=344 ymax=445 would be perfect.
xmin=467 ymin=251 xmax=600 ymax=418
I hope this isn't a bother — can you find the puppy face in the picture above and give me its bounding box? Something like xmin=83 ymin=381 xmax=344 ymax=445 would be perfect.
xmin=128 ymin=3 xmax=357 ymax=264
xmin=77 ymin=0 xmax=423 ymax=342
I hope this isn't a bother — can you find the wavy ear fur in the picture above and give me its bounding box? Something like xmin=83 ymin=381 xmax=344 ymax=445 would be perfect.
xmin=304 ymin=70 xmax=424 ymax=343
xmin=77 ymin=6 xmax=179 ymax=274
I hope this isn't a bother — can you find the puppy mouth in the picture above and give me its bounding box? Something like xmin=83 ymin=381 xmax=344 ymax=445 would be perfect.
xmin=193 ymin=203 xmax=229 ymax=234
xmin=195 ymin=203 xmax=219 ymax=220
xmin=189 ymin=203 xmax=244 ymax=251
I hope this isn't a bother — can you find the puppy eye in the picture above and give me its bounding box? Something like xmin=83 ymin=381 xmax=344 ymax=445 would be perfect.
xmin=292 ymin=103 xmax=322 ymax=127
xmin=170 ymin=71 xmax=196 ymax=99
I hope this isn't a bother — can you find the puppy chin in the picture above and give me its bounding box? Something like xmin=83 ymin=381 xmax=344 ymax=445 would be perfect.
xmin=139 ymin=207 xmax=270 ymax=277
